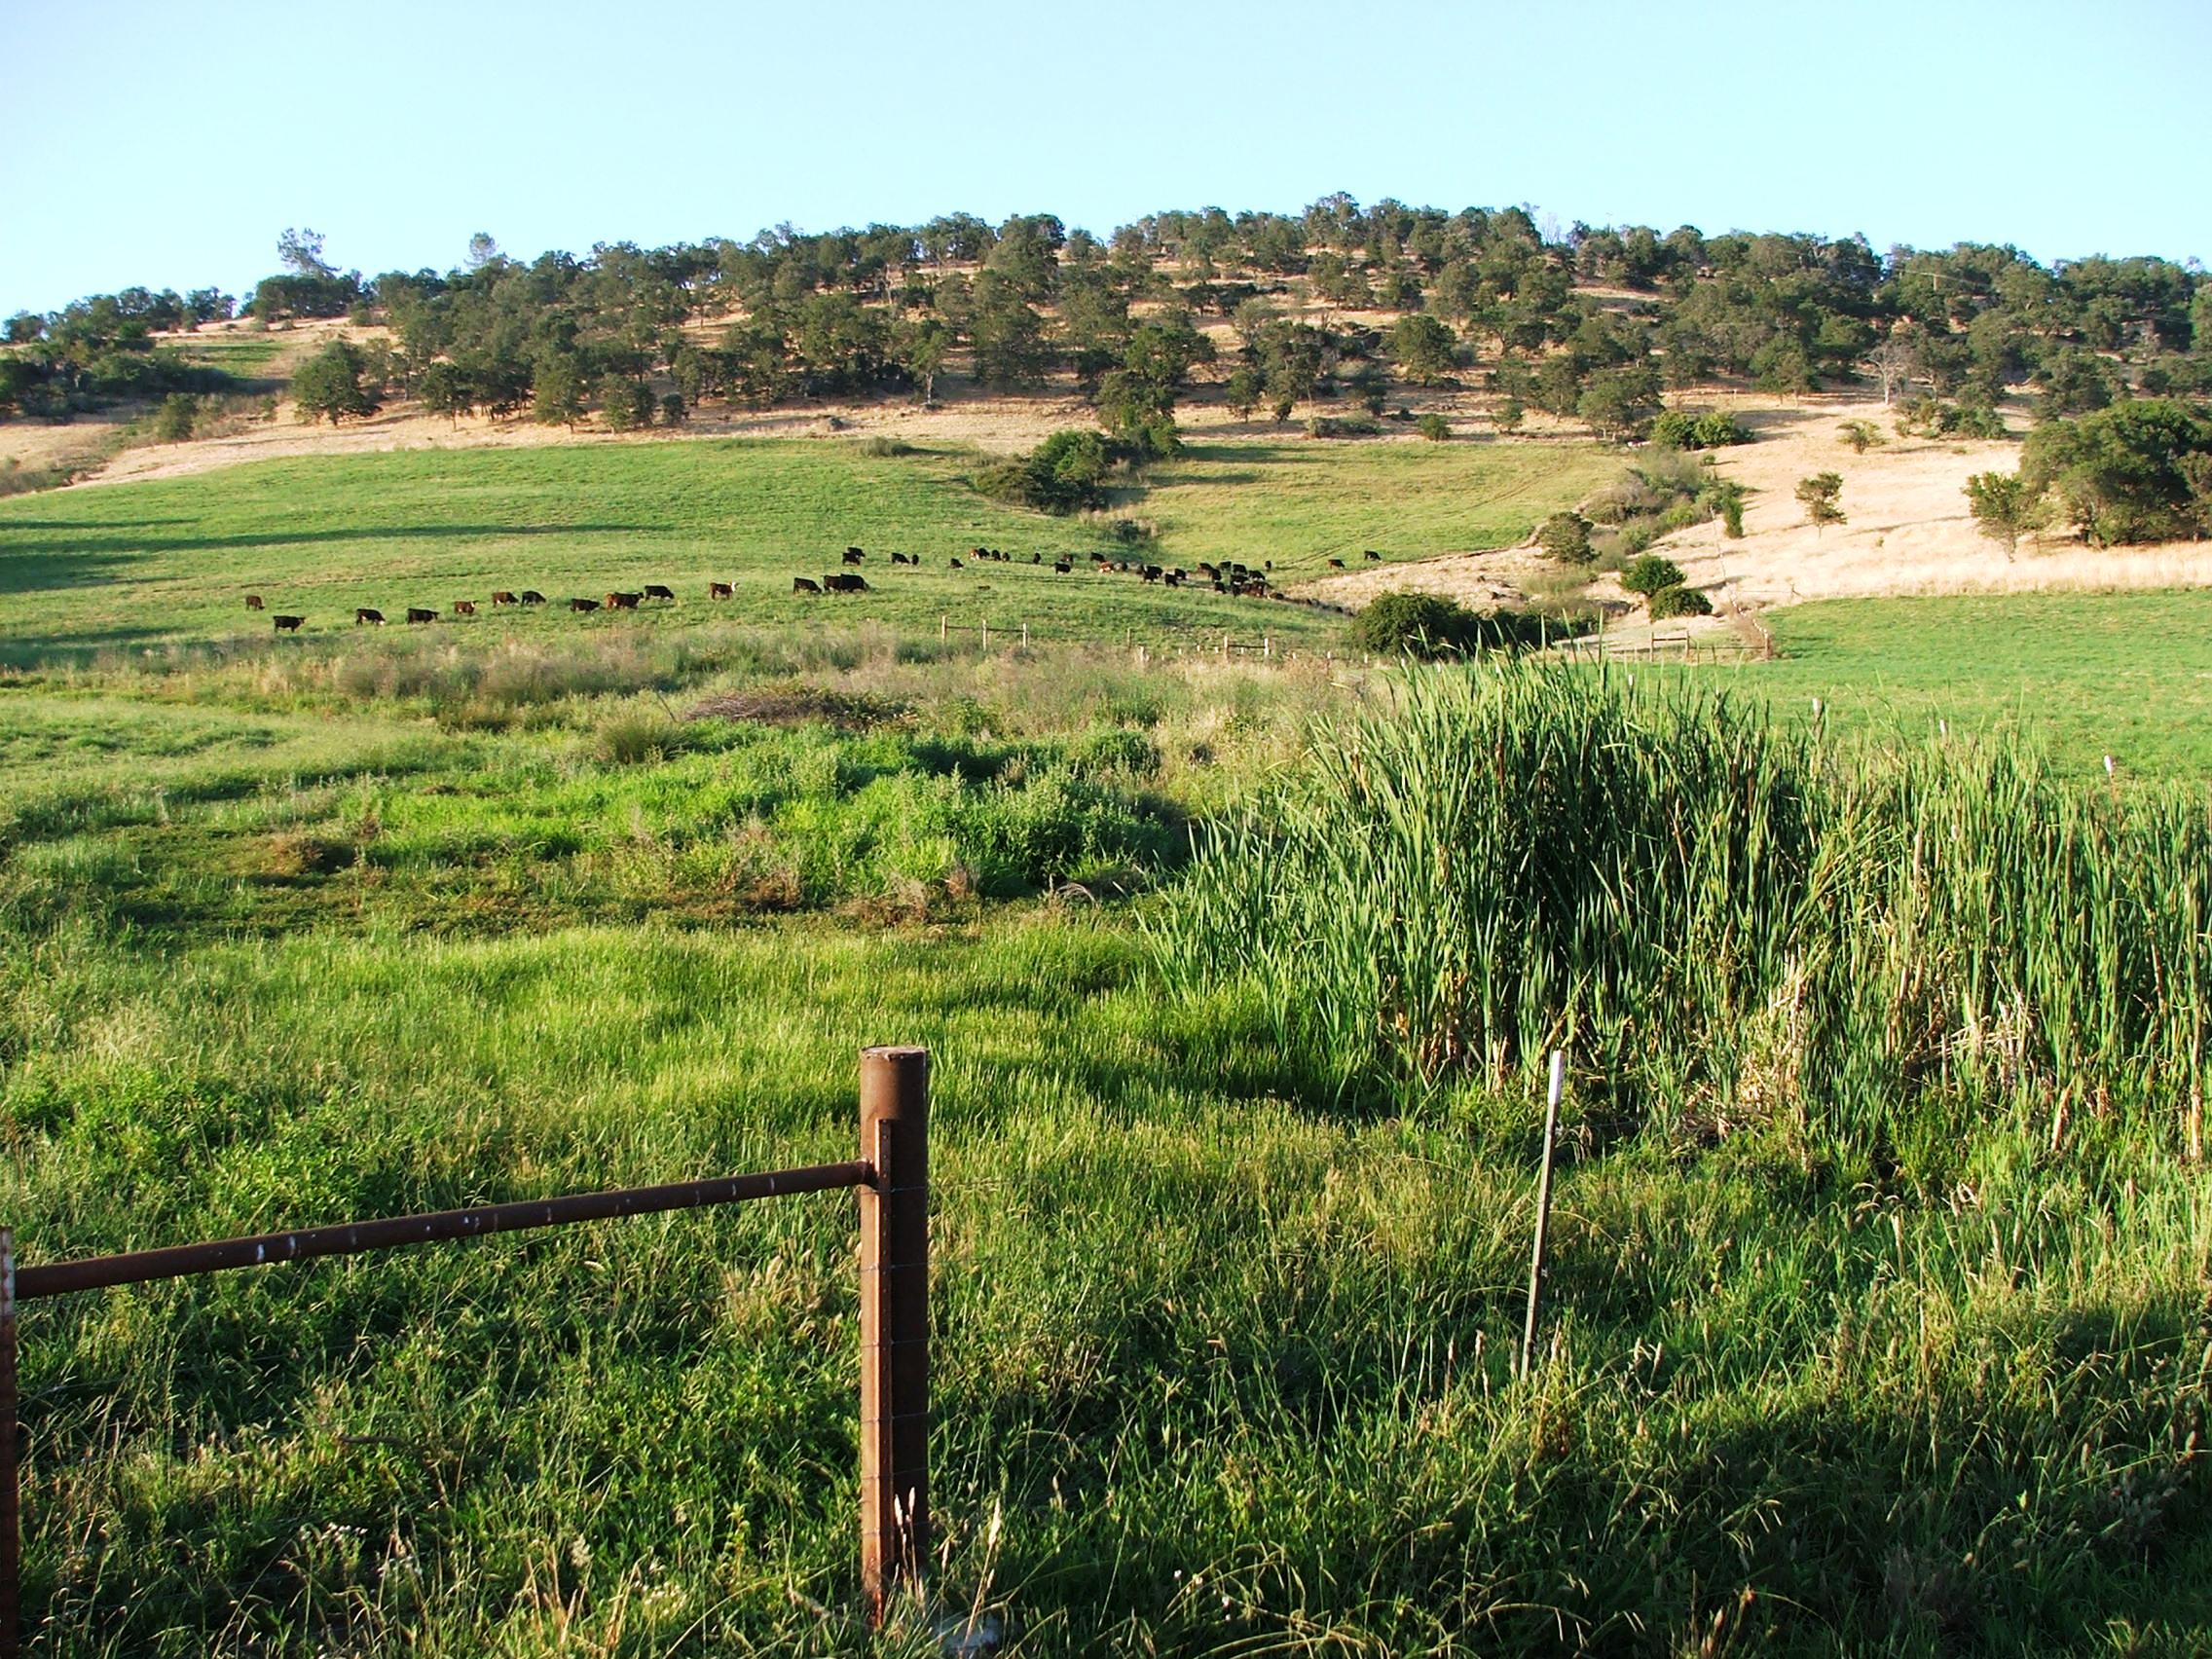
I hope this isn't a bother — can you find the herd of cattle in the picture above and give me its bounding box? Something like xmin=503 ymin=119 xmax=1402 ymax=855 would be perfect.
xmin=245 ymin=544 xmax=1373 ymax=630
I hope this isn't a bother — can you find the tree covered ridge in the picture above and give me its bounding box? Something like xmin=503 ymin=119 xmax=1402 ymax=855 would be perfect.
xmin=5 ymin=196 xmax=2208 ymax=465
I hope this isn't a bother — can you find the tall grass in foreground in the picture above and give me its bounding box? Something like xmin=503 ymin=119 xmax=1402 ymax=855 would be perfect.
xmin=1157 ymin=663 xmax=2211 ymax=1175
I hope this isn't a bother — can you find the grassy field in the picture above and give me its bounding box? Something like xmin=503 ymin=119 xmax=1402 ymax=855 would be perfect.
xmin=1754 ymin=591 xmax=2212 ymax=779
xmin=2 ymin=440 xmax=2209 ymax=1652
xmin=0 ymin=435 xmax=1615 ymax=668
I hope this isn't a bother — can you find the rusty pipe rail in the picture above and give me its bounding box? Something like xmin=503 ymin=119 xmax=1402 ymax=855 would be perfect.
xmin=11 ymin=1161 xmax=871 ymax=1303
xmin=0 ymin=1045 xmax=930 ymax=1656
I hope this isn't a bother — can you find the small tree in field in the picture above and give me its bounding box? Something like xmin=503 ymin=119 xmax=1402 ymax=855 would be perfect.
xmin=1493 ymin=394 xmax=1526 ymax=434
xmin=1795 ymin=472 xmax=1845 ymax=534
xmin=1965 ymin=470 xmax=2038 ymax=561
xmin=1838 ymin=420 xmax=1884 ymax=454
xmin=153 ymin=392 xmax=198 ymax=443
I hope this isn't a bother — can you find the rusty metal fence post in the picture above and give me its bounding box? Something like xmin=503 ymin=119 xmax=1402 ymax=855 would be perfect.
xmin=858 ymin=1045 xmax=930 ymax=1624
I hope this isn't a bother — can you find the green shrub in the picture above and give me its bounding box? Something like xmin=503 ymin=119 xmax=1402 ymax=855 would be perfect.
xmin=1350 ymin=592 xmax=1550 ymax=659
xmin=975 ymin=428 xmax=1129 ymax=514
xmin=152 ymin=392 xmax=198 ymax=444
xmin=1306 ymin=415 xmax=1382 ymax=439
xmin=1537 ymin=510 xmax=1594 ymax=563
xmin=1416 ymin=412 xmax=1452 ymax=442
xmin=861 ymin=435 xmax=916 ymax=457
xmin=1651 ymin=408 xmax=1752 ymax=450
xmin=1648 ymin=583 xmax=1714 ymax=619
xmin=1620 ymin=554 xmax=1685 ymax=599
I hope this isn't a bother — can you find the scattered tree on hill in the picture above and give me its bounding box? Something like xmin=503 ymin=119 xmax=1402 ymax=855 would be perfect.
xmin=2020 ymin=398 xmax=2212 ymax=544
xmin=1537 ymin=510 xmax=1594 ymax=563
xmin=531 ymin=351 xmax=585 ymax=429
xmin=1837 ymin=420 xmax=1885 ymax=454
xmin=1417 ymin=412 xmax=1452 ymax=441
xmin=1865 ymin=328 xmax=1918 ymax=406
xmin=1964 ymin=470 xmax=2038 ymax=561
xmin=1493 ymin=395 xmax=1526 ymax=435
xmin=1706 ymin=478 xmax=1748 ymax=538
xmin=416 ymin=360 xmax=475 ymax=426
xmin=152 ymin=392 xmax=198 ymax=443
xmin=2183 ymin=454 xmax=2212 ymax=539
xmin=276 ymin=227 xmax=337 ymax=278
xmin=291 ymin=339 xmax=380 ymax=424
xmin=1388 ymin=314 xmax=1457 ymax=385
xmin=1795 ymin=471 xmax=1845 ymax=534
xmin=464 ymin=232 xmax=501 ymax=272
xmin=1619 ymin=554 xmax=1686 ymax=612
xmin=600 ymin=375 xmax=653 ymax=432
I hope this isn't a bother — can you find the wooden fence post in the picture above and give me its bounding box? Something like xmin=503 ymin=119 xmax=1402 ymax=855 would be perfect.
xmin=940 ymin=615 xmax=947 ymax=643
xmin=859 ymin=1048 xmax=930 ymax=1625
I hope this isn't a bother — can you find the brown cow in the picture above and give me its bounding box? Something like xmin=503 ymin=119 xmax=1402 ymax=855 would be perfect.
xmin=273 ymin=614 xmax=305 ymax=632
xmin=793 ymin=577 xmax=822 ymax=594
xmin=355 ymin=608 xmax=386 ymax=625
xmin=708 ymin=580 xmax=733 ymax=599
xmin=606 ymin=591 xmax=642 ymax=609
xmin=570 ymin=597 xmax=602 ymax=612
xmin=244 ymin=594 xmax=264 ymax=611
xmin=519 ymin=590 xmax=547 ymax=605
xmin=405 ymin=608 xmax=436 ymax=624
xmin=454 ymin=600 xmax=477 ymax=616
xmin=644 ymin=583 xmax=675 ymax=601
xmin=490 ymin=590 xmax=518 ymax=606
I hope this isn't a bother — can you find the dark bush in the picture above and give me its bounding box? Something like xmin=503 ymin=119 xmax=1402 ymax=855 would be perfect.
xmin=1350 ymin=591 xmax=1554 ymax=658
xmin=1537 ymin=510 xmax=1594 ymax=563
xmin=1417 ymin=412 xmax=1452 ymax=442
xmin=1648 ymin=584 xmax=1714 ymax=619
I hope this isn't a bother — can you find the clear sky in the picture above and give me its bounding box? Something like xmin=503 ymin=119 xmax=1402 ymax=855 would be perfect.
xmin=4 ymin=0 xmax=2206 ymax=315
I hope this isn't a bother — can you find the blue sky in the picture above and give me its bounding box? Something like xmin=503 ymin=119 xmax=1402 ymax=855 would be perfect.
xmin=5 ymin=0 xmax=2205 ymax=315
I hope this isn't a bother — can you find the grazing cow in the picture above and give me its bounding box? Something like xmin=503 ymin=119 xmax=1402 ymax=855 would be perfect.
xmin=491 ymin=590 xmax=518 ymax=606
xmin=1029 ymin=552 xmax=1041 ymax=565
xmin=454 ymin=600 xmax=477 ymax=616
xmin=519 ymin=590 xmax=547 ymax=606
xmin=355 ymin=608 xmax=386 ymax=625
xmin=571 ymin=597 xmax=602 ymax=612
xmin=644 ymin=584 xmax=675 ymax=601
xmin=273 ymin=614 xmax=305 ymax=632
xmin=1052 ymin=560 xmax=1072 ymax=574
xmin=1327 ymin=558 xmax=1346 ymax=570
xmin=1166 ymin=569 xmax=1186 ymax=587
xmin=709 ymin=580 xmax=733 ymax=599
xmin=949 ymin=557 xmax=964 ymax=570
xmin=1198 ymin=563 xmax=1219 ymax=579
xmin=1364 ymin=549 xmax=1382 ymax=562
xmin=243 ymin=594 xmax=264 ymax=611
xmin=606 ymin=591 xmax=642 ymax=609
xmin=406 ymin=608 xmax=437 ymax=624
xmin=793 ymin=577 xmax=822 ymax=594
xmin=890 ymin=551 xmax=910 ymax=566
xmin=826 ymin=572 xmax=869 ymax=593
xmin=1141 ymin=566 xmax=1161 ymax=583
xmin=842 ymin=548 xmax=866 ymax=566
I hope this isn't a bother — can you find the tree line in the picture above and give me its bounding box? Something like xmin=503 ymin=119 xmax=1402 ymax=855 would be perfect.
xmin=6 ymin=197 xmax=2208 ymax=472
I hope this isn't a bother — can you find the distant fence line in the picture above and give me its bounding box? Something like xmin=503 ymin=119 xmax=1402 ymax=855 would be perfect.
xmin=0 ymin=1047 xmax=933 ymax=1651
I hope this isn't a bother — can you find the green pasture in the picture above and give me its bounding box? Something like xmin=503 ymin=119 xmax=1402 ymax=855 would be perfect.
xmin=0 ymin=435 xmax=1616 ymax=668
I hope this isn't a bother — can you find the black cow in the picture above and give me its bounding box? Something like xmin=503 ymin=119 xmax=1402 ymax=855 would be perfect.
xmin=571 ymin=597 xmax=602 ymax=612
xmin=519 ymin=590 xmax=547 ymax=605
xmin=1364 ymin=549 xmax=1382 ymax=562
xmin=1052 ymin=560 xmax=1072 ymax=573
xmin=606 ymin=591 xmax=642 ymax=609
xmin=793 ymin=577 xmax=822 ymax=594
xmin=405 ymin=608 xmax=436 ymax=624
xmin=273 ymin=614 xmax=305 ymax=632
xmin=949 ymin=557 xmax=963 ymax=570
xmin=826 ymin=572 xmax=870 ymax=593
xmin=844 ymin=546 xmax=866 ymax=564
xmin=644 ymin=583 xmax=676 ymax=601
xmin=355 ymin=608 xmax=386 ymax=625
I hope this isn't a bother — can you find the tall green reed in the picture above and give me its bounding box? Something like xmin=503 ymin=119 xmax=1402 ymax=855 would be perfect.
xmin=1155 ymin=662 xmax=2211 ymax=1166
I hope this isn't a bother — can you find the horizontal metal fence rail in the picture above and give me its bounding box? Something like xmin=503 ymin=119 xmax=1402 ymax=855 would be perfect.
xmin=0 ymin=1045 xmax=931 ymax=1656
